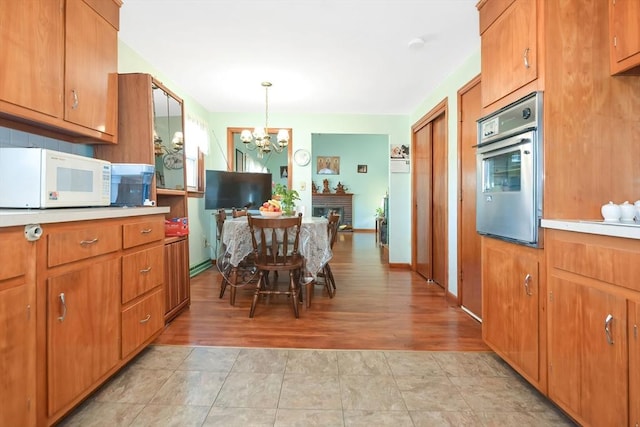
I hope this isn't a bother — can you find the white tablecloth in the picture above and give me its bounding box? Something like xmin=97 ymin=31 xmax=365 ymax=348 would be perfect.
xmin=220 ymin=216 xmax=332 ymax=279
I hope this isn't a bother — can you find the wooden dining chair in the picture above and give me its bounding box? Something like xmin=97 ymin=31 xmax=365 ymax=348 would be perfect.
xmin=305 ymin=211 xmax=340 ymax=307
xmin=232 ymin=207 xmax=248 ymax=218
xmin=218 ymin=207 xmax=258 ymax=305
xmin=246 ymin=213 xmax=304 ymax=318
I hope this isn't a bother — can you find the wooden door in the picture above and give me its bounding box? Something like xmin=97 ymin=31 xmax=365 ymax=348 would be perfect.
xmin=64 ymin=0 xmax=117 ymax=135
xmin=0 ymin=0 xmax=63 ymax=117
xmin=412 ymin=100 xmax=447 ymax=286
xmin=458 ymin=77 xmax=482 ymax=318
xmin=431 ymin=113 xmax=447 ymax=287
xmin=47 ymin=258 xmax=120 ymax=416
xmin=413 ymin=122 xmax=432 ymax=279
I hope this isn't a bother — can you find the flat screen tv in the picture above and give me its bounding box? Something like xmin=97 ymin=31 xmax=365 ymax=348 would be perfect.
xmin=205 ymin=170 xmax=272 ymax=210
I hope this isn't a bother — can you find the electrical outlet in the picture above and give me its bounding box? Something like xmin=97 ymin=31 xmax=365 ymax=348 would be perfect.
xmin=300 ymin=181 xmax=306 ymax=191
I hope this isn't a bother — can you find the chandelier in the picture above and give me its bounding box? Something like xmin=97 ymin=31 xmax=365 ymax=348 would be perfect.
xmin=240 ymin=81 xmax=289 ymax=158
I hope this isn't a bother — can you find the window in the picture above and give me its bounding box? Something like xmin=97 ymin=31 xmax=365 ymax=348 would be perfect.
xmin=185 ymin=115 xmax=208 ymax=196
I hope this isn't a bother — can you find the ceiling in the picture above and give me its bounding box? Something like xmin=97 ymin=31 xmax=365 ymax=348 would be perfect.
xmin=118 ymin=0 xmax=480 ymax=116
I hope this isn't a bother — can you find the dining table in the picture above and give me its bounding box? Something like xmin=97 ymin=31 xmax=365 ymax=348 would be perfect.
xmin=218 ymin=215 xmax=333 ymax=288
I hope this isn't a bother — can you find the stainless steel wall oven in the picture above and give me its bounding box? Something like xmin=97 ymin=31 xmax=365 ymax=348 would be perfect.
xmin=476 ymin=92 xmax=543 ymax=247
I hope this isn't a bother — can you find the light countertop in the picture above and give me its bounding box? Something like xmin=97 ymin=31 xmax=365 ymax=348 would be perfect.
xmin=0 ymin=206 xmax=170 ymax=228
xmin=541 ymin=219 xmax=640 ymax=240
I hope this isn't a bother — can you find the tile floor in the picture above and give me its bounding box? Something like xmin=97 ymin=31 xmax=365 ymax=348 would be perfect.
xmin=60 ymin=345 xmax=576 ymax=427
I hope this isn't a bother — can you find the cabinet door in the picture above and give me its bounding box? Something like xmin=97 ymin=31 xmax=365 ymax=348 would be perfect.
xmin=0 ymin=230 xmax=36 ymax=427
xmin=610 ymin=0 xmax=640 ymax=74
xmin=511 ymin=253 xmax=539 ymax=382
xmin=164 ymin=239 xmax=190 ymax=321
xmin=548 ymin=274 xmax=628 ymax=426
xmin=580 ymin=286 xmax=627 ymax=427
xmin=482 ymin=243 xmax=512 ymax=355
xmin=47 ymin=258 xmax=120 ymax=416
xmin=0 ymin=0 xmax=63 ymax=117
xmin=630 ymin=301 xmax=640 ymax=427
xmin=64 ymin=0 xmax=117 ymax=135
xmin=480 ymin=0 xmax=537 ymax=107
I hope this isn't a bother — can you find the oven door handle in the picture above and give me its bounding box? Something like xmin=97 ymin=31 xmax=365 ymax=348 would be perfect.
xmin=477 ymin=137 xmax=532 ymax=156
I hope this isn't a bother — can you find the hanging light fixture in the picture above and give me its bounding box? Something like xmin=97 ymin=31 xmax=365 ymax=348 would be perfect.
xmin=240 ymin=81 xmax=289 ymax=158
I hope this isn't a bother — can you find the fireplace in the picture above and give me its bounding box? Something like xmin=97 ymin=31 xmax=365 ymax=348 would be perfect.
xmin=312 ymin=193 xmax=353 ymax=230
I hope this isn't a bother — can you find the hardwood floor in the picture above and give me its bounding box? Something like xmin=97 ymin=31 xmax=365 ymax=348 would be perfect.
xmin=155 ymin=231 xmax=489 ymax=351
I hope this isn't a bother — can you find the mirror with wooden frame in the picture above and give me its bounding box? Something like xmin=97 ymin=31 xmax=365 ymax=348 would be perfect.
xmin=226 ymin=127 xmax=293 ymax=190
xmin=153 ymin=83 xmax=185 ymax=190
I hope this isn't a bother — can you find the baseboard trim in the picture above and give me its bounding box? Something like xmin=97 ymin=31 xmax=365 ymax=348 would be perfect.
xmin=388 ymin=263 xmax=410 ymax=269
xmin=190 ymin=259 xmax=213 ymax=277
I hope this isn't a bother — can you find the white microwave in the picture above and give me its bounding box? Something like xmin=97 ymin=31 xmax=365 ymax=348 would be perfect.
xmin=0 ymin=148 xmax=111 ymax=208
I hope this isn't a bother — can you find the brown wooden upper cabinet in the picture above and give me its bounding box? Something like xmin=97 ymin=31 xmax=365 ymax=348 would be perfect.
xmin=477 ymin=0 xmax=537 ymax=108
xmin=0 ymin=0 xmax=120 ymax=144
xmin=609 ymin=0 xmax=640 ymax=75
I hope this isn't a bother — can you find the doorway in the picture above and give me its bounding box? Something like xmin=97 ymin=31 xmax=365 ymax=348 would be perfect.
xmin=411 ymin=99 xmax=448 ymax=289
xmin=457 ymin=76 xmax=482 ymax=320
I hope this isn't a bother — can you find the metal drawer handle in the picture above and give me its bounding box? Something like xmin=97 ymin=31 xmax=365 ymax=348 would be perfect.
xmin=523 ymin=274 xmax=533 ymax=296
xmin=140 ymin=266 xmax=152 ymax=273
xmin=71 ymin=89 xmax=79 ymax=109
xmin=141 ymin=228 xmax=152 ymax=234
xmin=523 ymin=47 xmax=530 ymax=69
xmin=80 ymin=238 xmax=99 ymax=246
xmin=139 ymin=314 xmax=151 ymax=324
xmin=58 ymin=293 xmax=67 ymax=322
xmin=604 ymin=314 xmax=614 ymax=345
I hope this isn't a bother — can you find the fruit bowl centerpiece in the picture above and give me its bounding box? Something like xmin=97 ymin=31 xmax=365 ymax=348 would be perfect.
xmin=259 ymin=199 xmax=283 ymax=217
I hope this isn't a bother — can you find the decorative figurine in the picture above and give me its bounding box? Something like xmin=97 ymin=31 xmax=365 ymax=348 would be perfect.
xmin=311 ymin=181 xmax=318 ymax=194
xmin=335 ymin=182 xmax=346 ymax=194
xmin=322 ymin=179 xmax=331 ymax=193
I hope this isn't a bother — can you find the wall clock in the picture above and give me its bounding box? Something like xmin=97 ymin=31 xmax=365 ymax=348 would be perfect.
xmin=294 ymin=149 xmax=311 ymax=166
xmin=163 ymin=152 xmax=184 ymax=169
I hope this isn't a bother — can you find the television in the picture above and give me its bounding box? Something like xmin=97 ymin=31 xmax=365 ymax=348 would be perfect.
xmin=205 ymin=170 xmax=272 ymax=210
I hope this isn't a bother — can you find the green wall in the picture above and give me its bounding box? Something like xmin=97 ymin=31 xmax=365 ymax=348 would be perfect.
xmin=119 ymin=38 xmax=483 ymax=298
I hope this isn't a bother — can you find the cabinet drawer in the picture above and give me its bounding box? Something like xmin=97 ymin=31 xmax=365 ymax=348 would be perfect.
xmin=123 ymin=218 xmax=165 ymax=249
xmin=0 ymin=229 xmax=27 ymax=281
xmin=122 ymin=245 xmax=164 ymax=303
xmin=47 ymin=224 xmax=121 ymax=267
xmin=121 ymin=287 xmax=164 ymax=358
xmin=548 ymin=231 xmax=640 ymax=293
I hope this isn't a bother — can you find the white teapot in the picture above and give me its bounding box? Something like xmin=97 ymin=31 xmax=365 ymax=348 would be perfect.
xmin=601 ymin=201 xmax=621 ymax=222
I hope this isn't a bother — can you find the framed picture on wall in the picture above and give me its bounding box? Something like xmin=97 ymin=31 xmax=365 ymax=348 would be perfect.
xmin=280 ymin=166 xmax=288 ymax=178
xmin=357 ymin=164 xmax=367 ymax=173
xmin=317 ymin=156 xmax=340 ymax=175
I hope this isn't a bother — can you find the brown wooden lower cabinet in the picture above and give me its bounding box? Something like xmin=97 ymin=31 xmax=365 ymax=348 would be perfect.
xmin=164 ymin=238 xmax=190 ymax=322
xmin=630 ymin=300 xmax=640 ymax=427
xmin=545 ymin=229 xmax=639 ymax=427
xmin=481 ymin=237 xmax=546 ymax=392
xmin=32 ymin=213 xmax=166 ymax=426
xmin=0 ymin=227 xmax=36 ymax=427
xmin=46 ymin=258 xmax=121 ymax=417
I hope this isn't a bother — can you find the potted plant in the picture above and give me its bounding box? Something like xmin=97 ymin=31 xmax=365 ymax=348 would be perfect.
xmin=273 ymin=183 xmax=300 ymax=216
xmin=375 ymin=207 xmax=384 ymax=218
